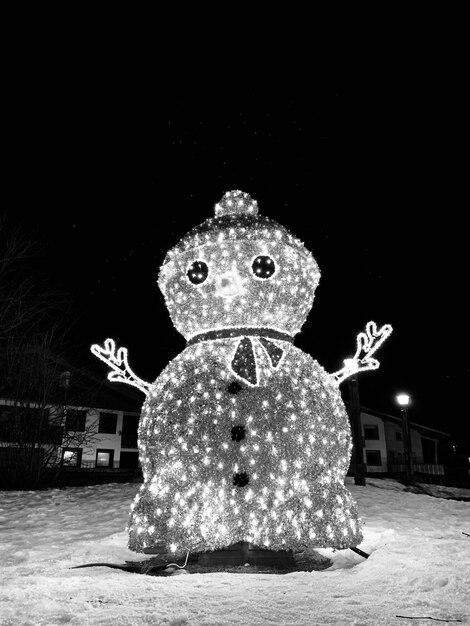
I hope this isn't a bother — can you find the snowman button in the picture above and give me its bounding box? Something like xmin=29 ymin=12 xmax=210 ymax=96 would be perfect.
xmin=227 ymin=381 xmax=242 ymax=394
xmin=231 ymin=425 xmax=246 ymax=441
xmin=233 ymin=472 xmax=249 ymax=487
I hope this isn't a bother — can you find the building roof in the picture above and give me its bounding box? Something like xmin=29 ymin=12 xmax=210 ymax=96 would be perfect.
xmin=361 ymin=405 xmax=451 ymax=438
xmin=54 ymin=362 xmax=143 ymax=413
xmin=1 ymin=348 xmax=143 ymax=414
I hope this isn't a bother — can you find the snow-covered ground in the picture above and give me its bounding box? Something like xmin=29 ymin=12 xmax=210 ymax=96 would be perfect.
xmin=1 ymin=477 xmax=469 ymax=626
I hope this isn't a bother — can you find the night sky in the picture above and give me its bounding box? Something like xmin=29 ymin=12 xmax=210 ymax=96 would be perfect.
xmin=2 ymin=76 xmax=468 ymax=441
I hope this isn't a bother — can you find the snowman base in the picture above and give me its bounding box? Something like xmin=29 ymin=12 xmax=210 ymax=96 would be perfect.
xmin=71 ymin=543 xmax=332 ymax=575
xmin=143 ymin=541 xmax=332 ymax=572
xmin=197 ymin=542 xmax=296 ymax=568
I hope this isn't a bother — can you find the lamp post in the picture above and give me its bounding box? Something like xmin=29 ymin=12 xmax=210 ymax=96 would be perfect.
xmin=348 ymin=374 xmax=366 ymax=486
xmin=396 ymin=393 xmax=413 ymax=483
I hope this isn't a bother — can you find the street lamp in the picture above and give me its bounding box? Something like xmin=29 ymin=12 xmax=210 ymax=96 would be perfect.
xmin=396 ymin=394 xmax=410 ymax=407
xmin=396 ymin=393 xmax=413 ymax=483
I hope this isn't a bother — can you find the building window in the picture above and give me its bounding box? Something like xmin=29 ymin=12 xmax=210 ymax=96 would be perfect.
xmin=119 ymin=451 xmax=139 ymax=469
xmin=364 ymin=425 xmax=379 ymax=440
xmin=96 ymin=449 xmax=114 ymax=467
xmin=395 ymin=431 xmax=403 ymax=441
xmin=61 ymin=447 xmax=82 ymax=467
xmin=366 ymin=450 xmax=382 ymax=466
xmin=0 ymin=405 xmax=16 ymax=442
xmin=65 ymin=409 xmax=86 ymax=432
xmin=1 ymin=406 xmax=51 ymax=442
xmin=121 ymin=414 xmax=139 ymax=449
xmin=98 ymin=412 xmax=118 ymax=434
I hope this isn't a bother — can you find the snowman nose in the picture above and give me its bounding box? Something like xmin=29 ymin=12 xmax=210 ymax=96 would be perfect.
xmin=216 ymin=268 xmax=244 ymax=299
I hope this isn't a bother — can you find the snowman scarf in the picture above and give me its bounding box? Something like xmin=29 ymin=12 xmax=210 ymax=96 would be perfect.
xmin=187 ymin=327 xmax=294 ymax=386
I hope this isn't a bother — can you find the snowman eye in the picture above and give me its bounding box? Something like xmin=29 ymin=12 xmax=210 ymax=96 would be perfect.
xmin=187 ymin=261 xmax=209 ymax=285
xmin=252 ymin=255 xmax=276 ymax=279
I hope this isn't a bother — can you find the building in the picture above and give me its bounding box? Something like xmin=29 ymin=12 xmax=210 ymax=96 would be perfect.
xmin=60 ymin=405 xmax=141 ymax=470
xmin=0 ymin=400 xmax=141 ymax=464
xmin=0 ymin=355 xmax=144 ymax=488
xmin=56 ymin=372 xmax=143 ymax=472
xmin=358 ymin=406 xmax=450 ymax=477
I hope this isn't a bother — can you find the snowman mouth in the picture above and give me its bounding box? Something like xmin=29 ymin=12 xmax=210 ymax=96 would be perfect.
xmin=219 ymin=284 xmax=242 ymax=298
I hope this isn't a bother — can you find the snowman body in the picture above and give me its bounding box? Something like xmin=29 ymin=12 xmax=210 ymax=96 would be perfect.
xmin=123 ymin=191 xmax=364 ymax=554
xmin=128 ymin=338 xmax=363 ymax=553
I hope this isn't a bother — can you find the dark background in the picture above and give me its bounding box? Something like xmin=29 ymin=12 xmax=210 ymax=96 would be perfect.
xmin=2 ymin=63 xmax=468 ymax=442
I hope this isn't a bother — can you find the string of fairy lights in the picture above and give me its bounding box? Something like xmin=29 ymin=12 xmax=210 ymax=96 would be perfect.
xmin=92 ymin=190 xmax=392 ymax=555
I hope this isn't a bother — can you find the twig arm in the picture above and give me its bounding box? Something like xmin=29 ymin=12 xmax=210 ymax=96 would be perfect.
xmin=90 ymin=338 xmax=151 ymax=396
xmin=332 ymin=321 xmax=393 ymax=384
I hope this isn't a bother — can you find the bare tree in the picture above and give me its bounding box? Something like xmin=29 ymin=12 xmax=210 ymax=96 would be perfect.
xmin=0 ymin=214 xmax=55 ymax=337
xmin=0 ymin=215 xmax=100 ymax=489
xmin=0 ymin=333 xmax=103 ymax=489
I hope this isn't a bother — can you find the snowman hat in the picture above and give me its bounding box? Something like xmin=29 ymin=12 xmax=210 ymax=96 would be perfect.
xmin=170 ymin=190 xmax=309 ymax=256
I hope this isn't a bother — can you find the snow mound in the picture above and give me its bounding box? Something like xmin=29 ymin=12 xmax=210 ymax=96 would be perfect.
xmin=0 ymin=478 xmax=469 ymax=625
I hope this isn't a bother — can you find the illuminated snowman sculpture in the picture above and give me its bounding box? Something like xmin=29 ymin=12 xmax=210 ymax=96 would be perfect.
xmin=92 ymin=190 xmax=392 ymax=555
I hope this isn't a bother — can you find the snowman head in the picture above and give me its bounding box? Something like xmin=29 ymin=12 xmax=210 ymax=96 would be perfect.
xmin=158 ymin=191 xmax=320 ymax=340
